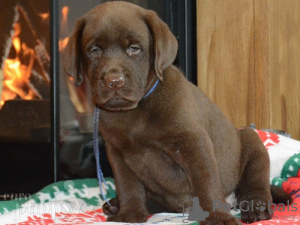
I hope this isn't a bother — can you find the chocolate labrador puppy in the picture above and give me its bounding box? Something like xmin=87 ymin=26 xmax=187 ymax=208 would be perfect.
xmin=63 ymin=1 xmax=291 ymax=224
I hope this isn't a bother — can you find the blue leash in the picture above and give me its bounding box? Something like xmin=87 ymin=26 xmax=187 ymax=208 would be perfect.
xmin=93 ymin=106 xmax=111 ymax=206
xmin=93 ymin=79 xmax=159 ymax=205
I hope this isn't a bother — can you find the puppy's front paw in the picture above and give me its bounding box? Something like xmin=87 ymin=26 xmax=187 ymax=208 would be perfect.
xmin=200 ymin=211 xmax=242 ymax=225
xmin=102 ymin=198 xmax=119 ymax=216
xmin=106 ymin=211 xmax=148 ymax=223
xmin=240 ymin=199 xmax=272 ymax=223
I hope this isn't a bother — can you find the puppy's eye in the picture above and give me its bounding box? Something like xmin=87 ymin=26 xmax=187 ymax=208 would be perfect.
xmin=127 ymin=45 xmax=141 ymax=55
xmin=89 ymin=46 xmax=102 ymax=56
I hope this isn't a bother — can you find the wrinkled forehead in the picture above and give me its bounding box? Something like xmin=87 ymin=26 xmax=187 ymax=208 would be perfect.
xmin=82 ymin=6 xmax=150 ymax=47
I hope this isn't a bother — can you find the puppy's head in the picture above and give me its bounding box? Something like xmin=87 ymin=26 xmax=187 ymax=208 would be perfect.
xmin=62 ymin=1 xmax=178 ymax=111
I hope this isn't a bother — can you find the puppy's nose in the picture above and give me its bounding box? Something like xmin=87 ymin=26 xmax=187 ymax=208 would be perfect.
xmin=105 ymin=74 xmax=126 ymax=90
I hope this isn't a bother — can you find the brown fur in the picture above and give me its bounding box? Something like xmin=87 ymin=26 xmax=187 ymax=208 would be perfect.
xmin=63 ymin=2 xmax=290 ymax=224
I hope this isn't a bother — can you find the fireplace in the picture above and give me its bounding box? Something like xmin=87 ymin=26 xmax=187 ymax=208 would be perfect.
xmin=0 ymin=0 xmax=196 ymax=197
xmin=0 ymin=0 xmax=52 ymax=197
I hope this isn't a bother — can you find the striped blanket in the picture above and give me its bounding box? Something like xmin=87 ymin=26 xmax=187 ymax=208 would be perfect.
xmin=0 ymin=130 xmax=300 ymax=225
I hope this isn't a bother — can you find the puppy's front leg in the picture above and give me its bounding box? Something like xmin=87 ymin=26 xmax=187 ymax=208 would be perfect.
xmin=104 ymin=144 xmax=148 ymax=223
xmin=171 ymin=130 xmax=242 ymax=225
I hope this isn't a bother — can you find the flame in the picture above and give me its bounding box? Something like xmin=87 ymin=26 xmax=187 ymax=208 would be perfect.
xmin=0 ymin=6 xmax=71 ymax=108
xmin=59 ymin=6 xmax=69 ymax=51
xmin=59 ymin=37 xmax=69 ymax=52
xmin=39 ymin=13 xmax=50 ymax=21
xmin=0 ymin=22 xmax=38 ymax=108
xmin=62 ymin=6 xmax=69 ymax=23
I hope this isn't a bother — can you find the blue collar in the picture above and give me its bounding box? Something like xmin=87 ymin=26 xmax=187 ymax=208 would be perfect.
xmin=143 ymin=80 xmax=160 ymax=99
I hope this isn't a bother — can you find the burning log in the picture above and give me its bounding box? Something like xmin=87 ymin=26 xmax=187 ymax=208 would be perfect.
xmin=34 ymin=40 xmax=50 ymax=83
xmin=0 ymin=4 xmax=50 ymax=108
xmin=1 ymin=28 xmax=48 ymax=104
xmin=30 ymin=69 xmax=50 ymax=99
xmin=17 ymin=6 xmax=50 ymax=83
xmin=0 ymin=1 xmax=18 ymax=106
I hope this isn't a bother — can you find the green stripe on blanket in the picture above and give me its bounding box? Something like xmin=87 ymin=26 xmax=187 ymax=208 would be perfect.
xmin=0 ymin=178 xmax=116 ymax=215
xmin=0 ymin=178 xmax=197 ymax=224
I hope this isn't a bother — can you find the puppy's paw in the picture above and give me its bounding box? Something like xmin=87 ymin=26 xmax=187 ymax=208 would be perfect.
xmin=200 ymin=211 xmax=242 ymax=225
xmin=240 ymin=199 xmax=272 ymax=223
xmin=106 ymin=211 xmax=148 ymax=223
xmin=102 ymin=198 xmax=119 ymax=216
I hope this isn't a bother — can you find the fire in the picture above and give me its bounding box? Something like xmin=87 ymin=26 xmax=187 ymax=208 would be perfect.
xmin=0 ymin=22 xmax=39 ymax=108
xmin=62 ymin=6 xmax=69 ymax=24
xmin=59 ymin=37 xmax=69 ymax=52
xmin=59 ymin=6 xmax=70 ymax=52
xmin=39 ymin=13 xmax=50 ymax=21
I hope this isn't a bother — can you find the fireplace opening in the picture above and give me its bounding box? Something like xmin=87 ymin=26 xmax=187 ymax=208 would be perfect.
xmin=0 ymin=4 xmax=51 ymax=140
xmin=0 ymin=0 xmax=52 ymax=195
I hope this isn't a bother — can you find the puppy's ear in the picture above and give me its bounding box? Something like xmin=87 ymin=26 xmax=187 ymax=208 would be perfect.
xmin=144 ymin=11 xmax=178 ymax=81
xmin=62 ymin=18 xmax=85 ymax=87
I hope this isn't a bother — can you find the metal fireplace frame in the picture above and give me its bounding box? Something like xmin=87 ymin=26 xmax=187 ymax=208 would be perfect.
xmin=50 ymin=0 xmax=59 ymax=183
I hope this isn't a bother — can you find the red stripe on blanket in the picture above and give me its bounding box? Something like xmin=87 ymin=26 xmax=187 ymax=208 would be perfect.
xmin=255 ymin=130 xmax=280 ymax=150
xmin=10 ymin=208 xmax=107 ymax=225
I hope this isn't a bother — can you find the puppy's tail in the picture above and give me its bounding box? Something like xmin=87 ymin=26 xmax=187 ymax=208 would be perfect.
xmin=271 ymin=185 xmax=293 ymax=204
